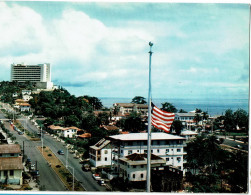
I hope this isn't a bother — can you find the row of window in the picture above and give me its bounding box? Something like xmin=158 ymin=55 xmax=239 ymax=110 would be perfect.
xmin=0 ymin=170 xmax=14 ymax=177
xmin=166 ymin=157 xmax=181 ymax=162
xmin=125 ymin=148 xmax=182 ymax=155
xmin=128 ymin=173 xmax=144 ymax=179
xmin=122 ymin=140 xmax=183 ymax=147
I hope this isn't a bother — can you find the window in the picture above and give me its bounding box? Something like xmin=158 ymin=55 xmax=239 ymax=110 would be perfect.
xmin=141 ymin=165 xmax=144 ymax=168
xmin=133 ymin=165 xmax=137 ymax=168
xmin=141 ymin=173 xmax=144 ymax=178
xmin=137 ymin=150 xmax=139 ymax=152
xmin=4 ymin=171 xmax=7 ymax=177
xmin=97 ymin=150 xmax=101 ymax=155
xmin=144 ymin=150 xmax=147 ymax=154
xmin=166 ymin=157 xmax=169 ymax=161
xmin=104 ymin=150 xmax=108 ymax=154
xmin=10 ymin=153 xmax=14 ymax=156
xmin=10 ymin=170 xmax=14 ymax=176
xmin=105 ymin=157 xmax=107 ymax=161
xmin=177 ymin=149 xmax=181 ymax=152
xmin=157 ymin=149 xmax=160 ymax=153
xmin=166 ymin=149 xmax=169 ymax=153
xmin=128 ymin=150 xmax=132 ymax=155
xmin=133 ymin=174 xmax=135 ymax=178
xmin=177 ymin=157 xmax=181 ymax=162
xmin=97 ymin=157 xmax=101 ymax=161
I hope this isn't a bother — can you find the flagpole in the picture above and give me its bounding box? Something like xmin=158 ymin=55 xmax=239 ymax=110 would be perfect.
xmin=146 ymin=41 xmax=153 ymax=192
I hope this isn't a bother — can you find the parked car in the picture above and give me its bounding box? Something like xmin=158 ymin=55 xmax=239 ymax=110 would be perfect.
xmin=82 ymin=164 xmax=91 ymax=172
xmin=98 ymin=179 xmax=105 ymax=185
xmin=18 ymin=131 xmax=24 ymax=135
xmin=92 ymin=173 xmax=101 ymax=181
xmin=57 ymin=150 xmax=64 ymax=155
xmin=26 ymin=158 xmax=31 ymax=166
xmin=235 ymin=145 xmax=243 ymax=149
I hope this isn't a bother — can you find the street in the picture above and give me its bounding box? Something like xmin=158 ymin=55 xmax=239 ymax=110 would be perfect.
xmin=17 ymin=115 xmax=106 ymax=191
xmin=0 ymin=111 xmax=66 ymax=191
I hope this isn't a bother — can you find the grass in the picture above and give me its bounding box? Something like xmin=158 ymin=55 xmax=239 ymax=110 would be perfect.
xmin=37 ymin=146 xmax=85 ymax=191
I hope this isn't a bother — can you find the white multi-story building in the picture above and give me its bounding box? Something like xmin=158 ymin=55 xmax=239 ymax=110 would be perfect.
xmin=11 ymin=63 xmax=53 ymax=89
xmin=89 ymin=138 xmax=112 ymax=167
xmin=109 ymin=133 xmax=186 ymax=171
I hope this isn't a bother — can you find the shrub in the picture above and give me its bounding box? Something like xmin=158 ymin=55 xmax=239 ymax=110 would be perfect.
xmin=48 ymin=154 xmax=52 ymax=156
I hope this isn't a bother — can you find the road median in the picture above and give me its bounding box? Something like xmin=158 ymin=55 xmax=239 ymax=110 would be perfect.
xmin=37 ymin=146 xmax=85 ymax=191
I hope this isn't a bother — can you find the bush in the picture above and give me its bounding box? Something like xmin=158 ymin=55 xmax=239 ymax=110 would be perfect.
xmin=56 ymin=165 xmax=61 ymax=168
xmin=48 ymin=154 xmax=52 ymax=156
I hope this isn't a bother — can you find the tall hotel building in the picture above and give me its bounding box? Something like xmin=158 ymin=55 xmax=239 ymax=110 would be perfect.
xmin=11 ymin=63 xmax=53 ymax=89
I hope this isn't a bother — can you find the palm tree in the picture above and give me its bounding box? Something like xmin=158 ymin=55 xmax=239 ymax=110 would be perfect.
xmin=161 ymin=102 xmax=177 ymax=113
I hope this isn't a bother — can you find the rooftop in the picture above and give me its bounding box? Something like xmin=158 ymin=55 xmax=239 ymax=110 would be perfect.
xmin=90 ymin=138 xmax=111 ymax=150
xmin=109 ymin=132 xmax=185 ymax=141
xmin=0 ymin=144 xmax=21 ymax=154
xmin=0 ymin=157 xmax=23 ymax=170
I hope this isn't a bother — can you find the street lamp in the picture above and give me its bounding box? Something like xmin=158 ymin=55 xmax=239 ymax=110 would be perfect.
xmin=67 ymin=165 xmax=74 ymax=191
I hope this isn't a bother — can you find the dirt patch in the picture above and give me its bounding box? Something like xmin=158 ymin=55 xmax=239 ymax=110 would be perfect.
xmin=37 ymin=146 xmax=85 ymax=191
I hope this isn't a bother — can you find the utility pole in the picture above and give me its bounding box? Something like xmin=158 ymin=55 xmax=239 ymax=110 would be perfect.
xmin=147 ymin=41 xmax=153 ymax=192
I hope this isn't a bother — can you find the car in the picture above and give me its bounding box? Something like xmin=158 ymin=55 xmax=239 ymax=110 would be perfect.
xmin=30 ymin=170 xmax=40 ymax=178
xmin=235 ymin=145 xmax=243 ymax=149
xmin=92 ymin=173 xmax=101 ymax=181
xmin=57 ymin=150 xmax=64 ymax=155
xmin=82 ymin=164 xmax=91 ymax=172
xmin=18 ymin=131 xmax=24 ymax=135
xmin=98 ymin=179 xmax=105 ymax=185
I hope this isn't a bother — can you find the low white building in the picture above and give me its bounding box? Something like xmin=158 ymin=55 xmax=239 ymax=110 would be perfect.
xmin=89 ymin=138 xmax=112 ymax=167
xmin=48 ymin=125 xmax=79 ymax=138
xmin=180 ymin=130 xmax=198 ymax=141
xmin=119 ymin=153 xmax=166 ymax=182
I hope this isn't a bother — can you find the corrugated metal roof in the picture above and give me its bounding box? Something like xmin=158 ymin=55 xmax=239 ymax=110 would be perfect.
xmin=0 ymin=157 xmax=23 ymax=170
xmin=0 ymin=144 xmax=21 ymax=154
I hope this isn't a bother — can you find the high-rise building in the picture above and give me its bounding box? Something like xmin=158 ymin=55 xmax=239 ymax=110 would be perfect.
xmin=10 ymin=63 xmax=53 ymax=89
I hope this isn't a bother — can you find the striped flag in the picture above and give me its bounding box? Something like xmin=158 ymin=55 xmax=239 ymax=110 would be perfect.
xmin=151 ymin=102 xmax=175 ymax=133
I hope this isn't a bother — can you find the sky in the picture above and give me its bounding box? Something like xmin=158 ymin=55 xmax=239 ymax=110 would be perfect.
xmin=0 ymin=2 xmax=249 ymax=100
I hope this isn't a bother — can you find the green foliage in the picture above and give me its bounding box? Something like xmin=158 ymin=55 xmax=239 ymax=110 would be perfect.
xmin=161 ymin=102 xmax=177 ymax=113
xmin=97 ymin=112 xmax=109 ymax=125
xmin=178 ymin=109 xmax=187 ymax=113
xmin=171 ymin=120 xmax=183 ymax=135
xmin=123 ymin=112 xmax=145 ymax=132
xmin=185 ymin=135 xmax=248 ymax=193
xmin=82 ymin=95 xmax=103 ymax=110
xmin=131 ymin=96 xmax=147 ymax=104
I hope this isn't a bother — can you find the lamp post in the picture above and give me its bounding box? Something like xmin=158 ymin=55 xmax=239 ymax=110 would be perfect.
xmin=66 ymin=147 xmax=68 ymax=168
xmin=67 ymin=165 xmax=74 ymax=191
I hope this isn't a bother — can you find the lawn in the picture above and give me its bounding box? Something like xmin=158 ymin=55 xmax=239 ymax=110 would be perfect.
xmin=37 ymin=146 xmax=85 ymax=191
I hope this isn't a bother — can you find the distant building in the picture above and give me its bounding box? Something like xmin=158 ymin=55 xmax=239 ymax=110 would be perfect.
xmin=48 ymin=125 xmax=81 ymax=138
xmin=10 ymin=63 xmax=53 ymax=89
xmin=180 ymin=130 xmax=198 ymax=141
xmin=113 ymin=103 xmax=148 ymax=116
xmin=0 ymin=144 xmax=24 ymax=185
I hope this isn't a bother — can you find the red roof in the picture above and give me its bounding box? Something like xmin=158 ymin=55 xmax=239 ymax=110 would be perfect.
xmin=78 ymin=133 xmax=92 ymax=138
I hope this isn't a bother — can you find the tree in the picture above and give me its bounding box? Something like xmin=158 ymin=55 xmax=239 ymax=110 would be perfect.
xmin=124 ymin=112 xmax=145 ymax=132
xmin=202 ymin=111 xmax=209 ymax=120
xmin=194 ymin=113 xmax=202 ymax=125
xmin=233 ymin=109 xmax=248 ymax=130
xmin=83 ymin=96 xmax=103 ymax=110
xmin=131 ymin=96 xmax=146 ymax=104
xmin=97 ymin=112 xmax=109 ymax=125
xmin=224 ymin=109 xmax=235 ymax=132
xmin=161 ymin=102 xmax=177 ymax=113
xmin=195 ymin=108 xmax=202 ymax=113
xmin=178 ymin=109 xmax=187 ymax=113
xmin=171 ymin=120 xmax=183 ymax=135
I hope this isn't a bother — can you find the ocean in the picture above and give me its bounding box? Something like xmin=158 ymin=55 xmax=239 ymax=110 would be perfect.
xmin=99 ymin=97 xmax=249 ymax=116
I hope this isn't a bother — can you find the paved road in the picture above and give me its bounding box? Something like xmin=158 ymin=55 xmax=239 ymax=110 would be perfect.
xmin=0 ymin=112 xmax=66 ymax=191
xmin=217 ymin=135 xmax=248 ymax=151
xmin=17 ymin=115 xmax=106 ymax=192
